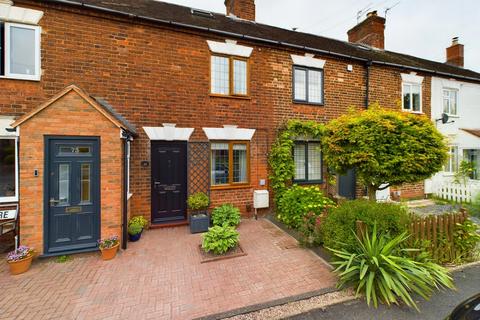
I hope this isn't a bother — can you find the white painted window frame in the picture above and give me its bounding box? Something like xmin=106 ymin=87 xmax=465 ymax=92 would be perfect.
xmin=3 ymin=22 xmax=41 ymax=81
xmin=442 ymin=88 xmax=459 ymax=116
xmin=0 ymin=136 xmax=19 ymax=203
xmin=444 ymin=145 xmax=459 ymax=174
xmin=401 ymin=82 xmax=423 ymax=113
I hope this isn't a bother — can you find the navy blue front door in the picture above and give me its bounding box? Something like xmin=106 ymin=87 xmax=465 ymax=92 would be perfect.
xmin=151 ymin=141 xmax=188 ymax=224
xmin=45 ymin=137 xmax=100 ymax=254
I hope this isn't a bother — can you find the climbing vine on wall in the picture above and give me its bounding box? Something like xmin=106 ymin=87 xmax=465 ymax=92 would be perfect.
xmin=268 ymin=119 xmax=325 ymax=204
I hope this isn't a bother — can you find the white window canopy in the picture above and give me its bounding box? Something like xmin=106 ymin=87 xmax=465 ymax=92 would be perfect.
xmin=143 ymin=124 xmax=194 ymax=141
xmin=203 ymin=125 xmax=255 ymax=140
xmin=0 ymin=2 xmax=44 ymax=25
xmin=0 ymin=117 xmax=17 ymax=137
xmin=291 ymin=53 xmax=326 ymax=69
xmin=401 ymin=72 xmax=424 ymax=84
xmin=207 ymin=39 xmax=253 ymax=58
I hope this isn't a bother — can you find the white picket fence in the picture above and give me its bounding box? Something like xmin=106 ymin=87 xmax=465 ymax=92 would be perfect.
xmin=433 ymin=179 xmax=480 ymax=203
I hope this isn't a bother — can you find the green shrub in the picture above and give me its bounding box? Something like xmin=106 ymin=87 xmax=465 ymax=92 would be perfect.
xmin=321 ymin=200 xmax=410 ymax=251
xmin=466 ymin=193 xmax=480 ymax=218
xmin=277 ymin=185 xmax=335 ymax=230
xmin=453 ymin=219 xmax=480 ymax=262
xmin=128 ymin=216 xmax=148 ymax=229
xmin=329 ymin=226 xmax=454 ymax=310
xmin=187 ymin=192 xmax=210 ymax=211
xmin=202 ymin=226 xmax=239 ymax=255
xmin=211 ymin=204 xmax=241 ymax=227
xmin=128 ymin=223 xmax=143 ymax=235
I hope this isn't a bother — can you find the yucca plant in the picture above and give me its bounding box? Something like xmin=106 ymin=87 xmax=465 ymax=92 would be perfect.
xmin=328 ymin=226 xmax=454 ymax=311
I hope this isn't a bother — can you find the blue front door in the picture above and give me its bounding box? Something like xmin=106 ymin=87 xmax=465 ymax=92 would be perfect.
xmin=45 ymin=137 xmax=100 ymax=254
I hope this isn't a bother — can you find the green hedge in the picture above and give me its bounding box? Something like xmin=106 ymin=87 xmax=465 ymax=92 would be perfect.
xmin=321 ymin=200 xmax=411 ymax=251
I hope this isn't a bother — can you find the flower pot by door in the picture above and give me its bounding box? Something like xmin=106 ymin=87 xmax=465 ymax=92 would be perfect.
xmin=100 ymin=244 xmax=119 ymax=260
xmin=8 ymin=255 xmax=33 ymax=275
xmin=128 ymin=232 xmax=142 ymax=242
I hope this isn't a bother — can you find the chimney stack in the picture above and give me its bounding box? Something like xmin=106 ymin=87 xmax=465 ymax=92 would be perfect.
xmin=224 ymin=0 xmax=255 ymax=21
xmin=446 ymin=37 xmax=464 ymax=68
xmin=347 ymin=11 xmax=386 ymax=49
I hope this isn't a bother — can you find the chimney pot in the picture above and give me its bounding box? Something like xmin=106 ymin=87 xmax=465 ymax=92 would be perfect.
xmin=347 ymin=11 xmax=386 ymax=49
xmin=224 ymin=0 xmax=256 ymax=21
xmin=446 ymin=37 xmax=464 ymax=68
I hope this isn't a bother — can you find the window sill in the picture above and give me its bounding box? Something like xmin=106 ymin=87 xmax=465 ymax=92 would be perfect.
xmin=209 ymin=94 xmax=251 ymax=100
xmin=211 ymin=184 xmax=251 ymax=191
xmin=402 ymin=110 xmax=424 ymax=115
xmin=293 ymin=100 xmax=324 ymax=107
xmin=293 ymin=180 xmax=324 ymax=185
xmin=0 ymin=75 xmax=41 ymax=82
xmin=0 ymin=198 xmax=18 ymax=204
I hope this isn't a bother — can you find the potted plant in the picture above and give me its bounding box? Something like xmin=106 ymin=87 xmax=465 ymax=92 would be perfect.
xmin=128 ymin=215 xmax=148 ymax=242
xmin=98 ymin=235 xmax=119 ymax=260
xmin=187 ymin=192 xmax=210 ymax=233
xmin=128 ymin=221 xmax=143 ymax=242
xmin=6 ymin=245 xmax=35 ymax=275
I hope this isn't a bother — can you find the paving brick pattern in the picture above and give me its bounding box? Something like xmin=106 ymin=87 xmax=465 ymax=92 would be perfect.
xmin=0 ymin=219 xmax=335 ymax=320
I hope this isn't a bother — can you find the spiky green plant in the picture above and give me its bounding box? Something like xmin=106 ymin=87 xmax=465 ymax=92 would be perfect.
xmin=328 ymin=226 xmax=455 ymax=311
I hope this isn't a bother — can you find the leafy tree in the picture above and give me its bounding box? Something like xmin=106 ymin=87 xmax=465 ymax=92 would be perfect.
xmin=323 ymin=105 xmax=447 ymax=200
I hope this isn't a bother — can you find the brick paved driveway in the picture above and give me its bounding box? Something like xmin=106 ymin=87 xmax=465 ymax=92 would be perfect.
xmin=0 ymin=219 xmax=335 ymax=320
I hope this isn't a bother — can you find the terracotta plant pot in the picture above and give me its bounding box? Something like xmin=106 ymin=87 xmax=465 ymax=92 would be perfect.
xmin=100 ymin=244 xmax=119 ymax=260
xmin=8 ymin=255 xmax=33 ymax=275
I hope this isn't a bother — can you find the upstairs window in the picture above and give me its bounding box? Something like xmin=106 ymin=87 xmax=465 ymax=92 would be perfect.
xmin=402 ymin=83 xmax=422 ymax=113
xmin=293 ymin=141 xmax=322 ymax=183
xmin=293 ymin=66 xmax=324 ymax=105
xmin=0 ymin=22 xmax=41 ymax=81
xmin=443 ymin=88 xmax=458 ymax=115
xmin=211 ymin=55 xmax=248 ymax=96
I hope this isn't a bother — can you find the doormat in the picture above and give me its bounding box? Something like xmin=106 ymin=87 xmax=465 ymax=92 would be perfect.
xmin=198 ymin=244 xmax=247 ymax=263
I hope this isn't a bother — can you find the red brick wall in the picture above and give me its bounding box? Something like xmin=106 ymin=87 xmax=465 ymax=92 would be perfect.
xmin=2 ymin=1 xmax=436 ymax=226
xmin=18 ymin=91 xmax=123 ymax=254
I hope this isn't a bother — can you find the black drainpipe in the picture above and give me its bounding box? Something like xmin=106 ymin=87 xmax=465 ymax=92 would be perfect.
xmin=120 ymin=130 xmax=131 ymax=250
xmin=365 ymin=60 xmax=372 ymax=108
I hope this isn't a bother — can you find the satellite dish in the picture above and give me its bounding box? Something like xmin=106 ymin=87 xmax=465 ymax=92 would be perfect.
xmin=441 ymin=113 xmax=449 ymax=124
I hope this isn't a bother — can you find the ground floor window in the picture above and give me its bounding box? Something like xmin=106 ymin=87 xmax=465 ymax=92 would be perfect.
xmin=0 ymin=138 xmax=17 ymax=202
xmin=463 ymin=149 xmax=480 ymax=180
xmin=293 ymin=141 xmax=322 ymax=183
xmin=211 ymin=141 xmax=249 ymax=187
xmin=445 ymin=146 xmax=459 ymax=173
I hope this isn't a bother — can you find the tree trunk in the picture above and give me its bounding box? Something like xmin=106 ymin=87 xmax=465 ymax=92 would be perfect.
xmin=368 ymin=187 xmax=377 ymax=201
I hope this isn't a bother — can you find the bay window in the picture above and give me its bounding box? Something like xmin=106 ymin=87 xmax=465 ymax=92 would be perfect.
xmin=211 ymin=141 xmax=249 ymax=187
xmin=293 ymin=141 xmax=322 ymax=183
xmin=211 ymin=55 xmax=248 ymax=96
xmin=0 ymin=22 xmax=41 ymax=80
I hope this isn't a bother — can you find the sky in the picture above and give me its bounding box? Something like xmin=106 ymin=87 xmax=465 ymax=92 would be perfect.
xmin=159 ymin=0 xmax=480 ymax=72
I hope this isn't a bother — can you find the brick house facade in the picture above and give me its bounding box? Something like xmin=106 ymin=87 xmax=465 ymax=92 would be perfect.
xmin=1 ymin=0 xmax=479 ymax=255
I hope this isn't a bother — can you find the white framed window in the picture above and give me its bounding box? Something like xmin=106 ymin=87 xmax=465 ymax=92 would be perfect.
xmin=293 ymin=66 xmax=324 ymax=104
xmin=210 ymin=55 xmax=248 ymax=96
xmin=402 ymin=83 xmax=422 ymax=113
xmin=443 ymin=88 xmax=458 ymax=115
xmin=293 ymin=141 xmax=322 ymax=182
xmin=445 ymin=146 xmax=458 ymax=173
xmin=0 ymin=137 xmax=18 ymax=203
xmin=1 ymin=22 xmax=41 ymax=81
